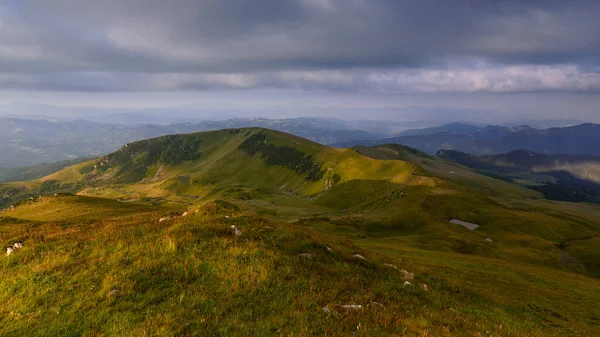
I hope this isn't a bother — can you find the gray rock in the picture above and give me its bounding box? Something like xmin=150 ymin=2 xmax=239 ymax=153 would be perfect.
xmin=353 ymin=254 xmax=366 ymax=261
xmin=485 ymin=238 xmax=494 ymax=243
xmin=341 ymin=304 xmax=362 ymax=310
xmin=108 ymin=289 xmax=121 ymax=298
xmin=400 ymin=269 xmax=414 ymax=282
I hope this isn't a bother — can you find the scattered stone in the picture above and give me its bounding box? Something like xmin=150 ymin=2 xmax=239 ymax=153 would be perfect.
xmin=485 ymin=238 xmax=494 ymax=243
xmin=400 ymin=269 xmax=415 ymax=282
xmin=158 ymin=217 xmax=169 ymax=222
xmin=383 ymin=263 xmax=398 ymax=270
xmin=450 ymin=219 xmax=479 ymax=230
xmin=420 ymin=283 xmax=428 ymax=291
xmin=322 ymin=306 xmax=331 ymax=313
xmin=369 ymin=302 xmax=384 ymax=308
xmin=403 ymin=281 xmax=412 ymax=286
xmin=325 ymin=246 xmax=334 ymax=253
xmin=225 ymin=216 xmax=230 ymax=219
xmin=353 ymin=254 xmax=366 ymax=261
xmin=298 ymin=253 xmax=313 ymax=259
xmin=13 ymin=242 xmax=23 ymax=249
xmin=449 ymin=308 xmax=456 ymax=312
xmin=341 ymin=304 xmax=362 ymax=310
xmin=182 ymin=212 xmax=188 ymax=217
xmin=231 ymin=225 xmax=243 ymax=237
xmin=6 ymin=247 xmax=14 ymax=256
xmin=53 ymin=194 xmax=58 ymax=197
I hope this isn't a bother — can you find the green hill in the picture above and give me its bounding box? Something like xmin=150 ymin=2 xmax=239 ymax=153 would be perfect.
xmin=1 ymin=128 xmax=600 ymax=336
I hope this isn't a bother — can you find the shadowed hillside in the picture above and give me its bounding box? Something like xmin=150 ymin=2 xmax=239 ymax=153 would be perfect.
xmin=437 ymin=149 xmax=600 ymax=203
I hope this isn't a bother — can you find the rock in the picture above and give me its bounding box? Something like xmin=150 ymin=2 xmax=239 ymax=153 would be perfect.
xmin=400 ymin=269 xmax=414 ymax=282
xmin=298 ymin=253 xmax=313 ymax=259
xmin=353 ymin=254 xmax=366 ymax=261
xmin=182 ymin=212 xmax=188 ymax=217
xmin=231 ymin=225 xmax=243 ymax=237
xmin=369 ymin=302 xmax=384 ymax=308
xmin=450 ymin=219 xmax=479 ymax=230
xmin=325 ymin=246 xmax=334 ymax=253
xmin=485 ymin=238 xmax=494 ymax=243
xmin=6 ymin=247 xmax=14 ymax=256
xmin=158 ymin=217 xmax=169 ymax=222
xmin=341 ymin=304 xmax=362 ymax=310
xmin=225 ymin=216 xmax=230 ymax=219
xmin=108 ymin=289 xmax=121 ymax=298
xmin=403 ymin=281 xmax=412 ymax=286
xmin=420 ymin=283 xmax=428 ymax=291
xmin=13 ymin=242 xmax=23 ymax=249
xmin=322 ymin=306 xmax=331 ymax=313
xmin=383 ymin=263 xmax=398 ymax=270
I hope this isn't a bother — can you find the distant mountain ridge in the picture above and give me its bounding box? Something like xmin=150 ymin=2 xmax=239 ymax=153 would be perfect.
xmin=437 ymin=149 xmax=600 ymax=203
xmin=337 ymin=123 xmax=600 ymax=157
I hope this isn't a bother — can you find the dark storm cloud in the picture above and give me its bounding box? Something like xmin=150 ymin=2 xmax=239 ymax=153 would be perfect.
xmin=1 ymin=0 xmax=599 ymax=92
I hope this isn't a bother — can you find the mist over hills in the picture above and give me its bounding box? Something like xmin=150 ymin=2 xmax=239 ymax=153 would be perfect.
xmin=2 ymin=113 xmax=599 ymax=170
xmin=436 ymin=149 xmax=600 ymax=204
xmin=0 ymin=117 xmax=386 ymax=168
xmin=337 ymin=123 xmax=600 ymax=156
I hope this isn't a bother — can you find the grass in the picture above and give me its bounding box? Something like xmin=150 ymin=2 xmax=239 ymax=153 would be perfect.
xmin=1 ymin=128 xmax=600 ymax=335
xmin=2 ymin=197 xmax=599 ymax=336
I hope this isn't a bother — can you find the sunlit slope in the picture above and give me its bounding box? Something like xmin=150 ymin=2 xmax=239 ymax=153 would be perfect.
xmin=3 ymin=128 xmax=415 ymax=204
xmin=2 ymin=197 xmax=599 ymax=336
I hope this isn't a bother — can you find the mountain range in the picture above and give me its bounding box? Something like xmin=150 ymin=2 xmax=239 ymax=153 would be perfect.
xmin=3 ymin=116 xmax=600 ymax=169
xmin=337 ymin=122 xmax=600 ymax=156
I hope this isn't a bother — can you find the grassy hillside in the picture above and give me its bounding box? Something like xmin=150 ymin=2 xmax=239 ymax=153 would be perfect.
xmin=1 ymin=128 xmax=600 ymax=335
xmin=2 ymin=196 xmax=600 ymax=336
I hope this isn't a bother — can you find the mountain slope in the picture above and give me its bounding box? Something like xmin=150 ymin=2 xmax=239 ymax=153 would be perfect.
xmin=2 ymin=128 xmax=600 ymax=336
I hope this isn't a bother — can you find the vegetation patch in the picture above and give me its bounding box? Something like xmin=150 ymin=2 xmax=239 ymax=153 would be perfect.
xmin=94 ymin=134 xmax=203 ymax=183
xmin=239 ymin=133 xmax=324 ymax=181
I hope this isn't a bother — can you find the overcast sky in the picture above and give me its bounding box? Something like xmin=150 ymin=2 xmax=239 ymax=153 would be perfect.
xmin=1 ymin=0 xmax=599 ymax=122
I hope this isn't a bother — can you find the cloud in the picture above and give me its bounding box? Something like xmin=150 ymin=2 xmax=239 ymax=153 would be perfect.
xmin=0 ymin=0 xmax=599 ymax=93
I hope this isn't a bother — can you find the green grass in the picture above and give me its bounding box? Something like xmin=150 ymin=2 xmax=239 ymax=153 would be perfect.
xmin=1 ymin=128 xmax=600 ymax=336
xmin=2 ymin=197 xmax=599 ymax=336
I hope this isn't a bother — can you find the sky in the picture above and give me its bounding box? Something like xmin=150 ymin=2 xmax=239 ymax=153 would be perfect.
xmin=0 ymin=0 xmax=599 ymax=123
